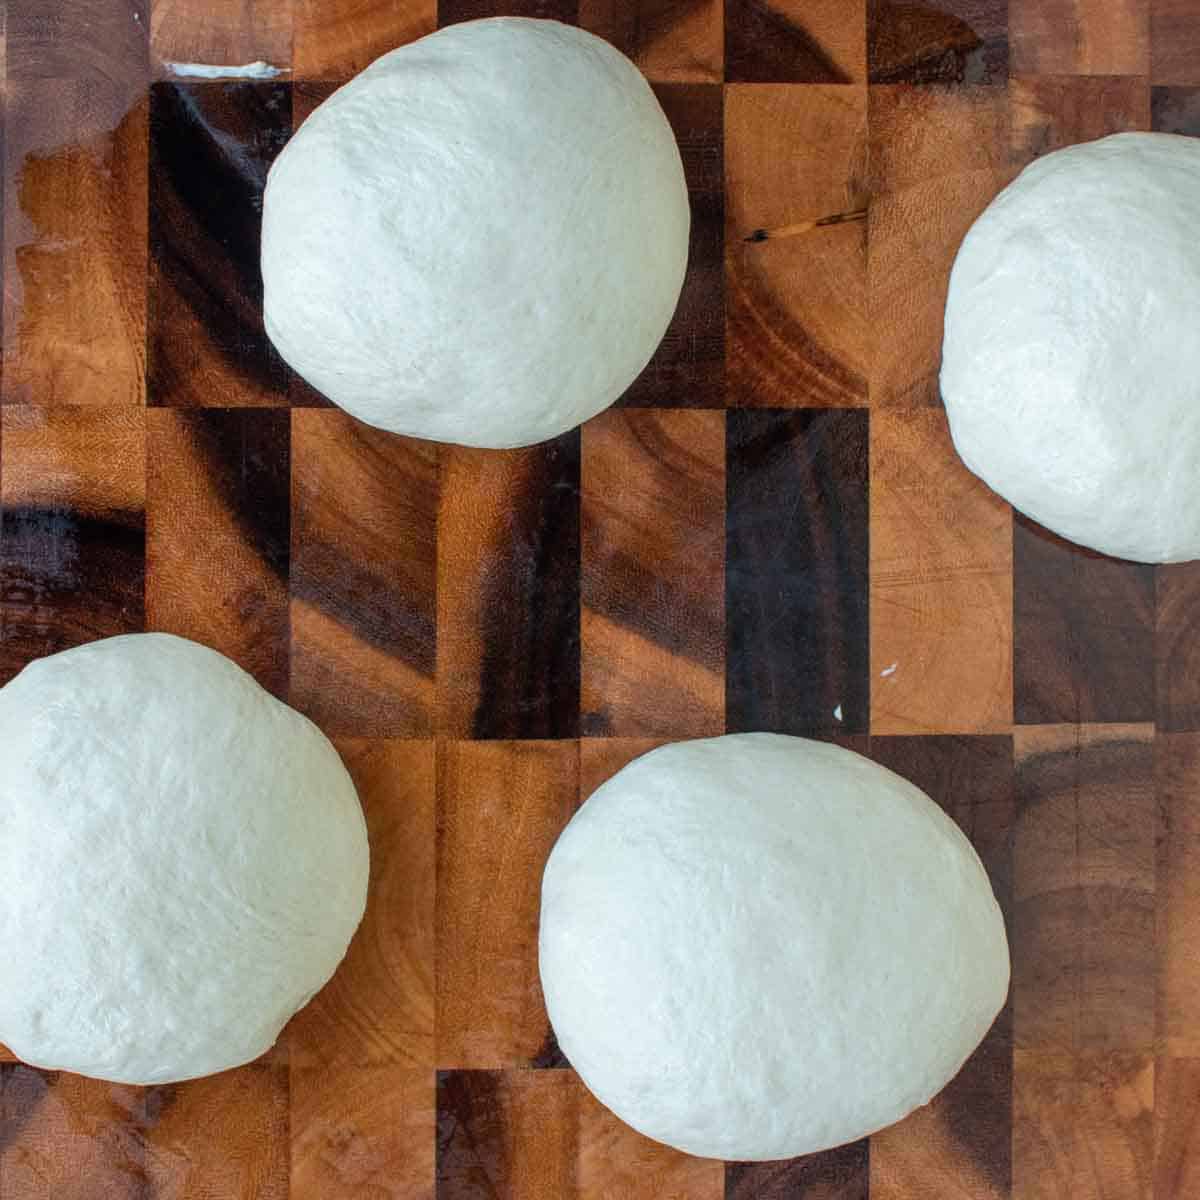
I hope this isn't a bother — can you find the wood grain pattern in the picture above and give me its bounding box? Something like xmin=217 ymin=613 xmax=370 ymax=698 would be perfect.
xmin=150 ymin=0 xmax=293 ymax=67
xmin=1151 ymin=83 xmax=1200 ymax=130
xmin=1155 ymin=1056 xmax=1200 ymax=1199
xmin=437 ymin=437 xmax=581 ymax=741
xmin=726 ymin=408 xmax=869 ymax=735
xmin=293 ymin=0 xmax=437 ymax=80
xmin=726 ymin=1141 xmax=870 ymax=1200
xmin=870 ymin=408 xmax=1012 ymax=735
xmin=868 ymin=0 xmax=1008 ymax=85
xmin=1013 ymin=1051 xmax=1153 ymax=1200
xmin=725 ymin=0 xmax=866 ymax=83
xmin=578 ymin=0 xmax=723 ymax=82
xmin=291 ymin=1065 xmax=435 ymax=1199
xmin=1012 ymin=724 xmax=1156 ymax=1054
xmin=146 ymin=408 xmax=290 ymax=695
xmin=579 ymin=735 xmax=666 ymax=800
xmin=867 ymin=84 xmax=1015 ymax=406
xmin=1010 ymin=74 xmax=1151 ymax=160
xmin=2 ymin=82 xmax=147 ymax=405
xmin=7 ymin=0 xmax=148 ymax=82
xmin=436 ymin=741 xmax=577 ymax=1069
xmin=288 ymin=740 xmax=436 ymax=1070
xmin=1152 ymin=0 xmax=1200 ymax=83
xmin=1157 ymin=564 xmax=1200 ymax=731
xmin=148 ymin=81 xmax=290 ymax=407
xmin=622 ymin=85 xmax=724 ymax=409
xmin=725 ymin=84 xmax=868 ymax=409
xmin=581 ymin=409 xmax=724 ymax=738
xmin=437 ymin=0 xmax=579 ymax=25
xmin=290 ymin=412 xmax=437 ymax=735
xmin=1011 ymin=0 xmax=1150 ymax=75
xmin=0 ymin=406 xmax=145 ymax=684
xmin=1013 ymin=518 xmax=1155 ymax=726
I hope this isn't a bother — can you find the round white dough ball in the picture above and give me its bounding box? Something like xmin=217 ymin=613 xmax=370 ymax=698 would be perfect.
xmin=0 ymin=633 xmax=369 ymax=1085
xmin=261 ymin=17 xmax=690 ymax=449
xmin=941 ymin=132 xmax=1200 ymax=562
xmin=539 ymin=733 xmax=1010 ymax=1161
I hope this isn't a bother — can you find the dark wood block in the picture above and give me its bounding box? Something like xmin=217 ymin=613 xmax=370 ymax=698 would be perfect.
xmin=146 ymin=408 xmax=290 ymax=697
xmin=1151 ymin=0 xmax=1200 ymax=84
xmin=294 ymin=0 xmax=437 ymax=80
xmin=1011 ymin=75 xmax=1151 ymax=163
xmin=581 ymin=409 xmax=724 ymax=738
xmin=436 ymin=1069 xmax=578 ymax=1199
xmin=141 ymin=1064 xmax=289 ymax=1198
xmin=578 ymin=0 xmax=723 ymax=82
xmin=1011 ymin=0 xmax=1149 ymax=75
xmin=1157 ymin=564 xmax=1200 ymax=731
xmin=726 ymin=1139 xmax=869 ymax=1200
xmin=1155 ymin=1056 xmax=1200 ymax=1197
xmin=291 ymin=1065 xmax=435 ymax=1199
xmin=1013 ymin=517 xmax=1154 ymax=726
xmin=149 ymin=0 xmax=293 ymax=67
xmin=1012 ymin=725 xmax=1156 ymax=1054
xmin=290 ymin=412 xmax=437 ymax=736
xmin=726 ymin=84 xmax=868 ymax=409
xmin=148 ymin=81 xmax=291 ymax=407
xmin=1013 ymin=1051 xmax=1153 ymax=1200
xmin=437 ymin=0 xmax=579 ymax=26
xmin=1151 ymin=85 xmax=1200 ymax=131
xmin=869 ymin=0 xmax=1008 ymax=85
xmin=2 ymin=82 xmax=147 ymax=405
xmin=870 ymin=409 xmax=1012 ymax=735
xmin=620 ymin=84 xmax=724 ymax=409
xmin=726 ymin=408 xmax=869 ymax=736
xmin=7 ymin=0 xmax=148 ymax=81
xmin=288 ymin=740 xmax=436 ymax=1069
xmin=0 ymin=407 xmax=145 ymax=684
xmin=436 ymin=741 xmax=577 ymax=1068
xmin=868 ymin=84 xmax=1015 ymax=407
xmin=437 ymin=435 xmax=581 ymax=741
xmin=725 ymin=0 xmax=866 ymax=83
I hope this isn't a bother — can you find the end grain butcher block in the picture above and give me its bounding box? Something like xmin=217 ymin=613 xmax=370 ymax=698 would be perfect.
xmin=2 ymin=0 xmax=1198 ymax=1196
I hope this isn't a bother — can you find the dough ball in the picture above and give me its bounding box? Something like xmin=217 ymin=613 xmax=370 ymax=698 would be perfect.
xmin=0 ymin=634 xmax=369 ymax=1085
xmin=261 ymin=17 xmax=690 ymax=449
xmin=941 ymin=132 xmax=1200 ymax=562
xmin=539 ymin=734 xmax=1009 ymax=1161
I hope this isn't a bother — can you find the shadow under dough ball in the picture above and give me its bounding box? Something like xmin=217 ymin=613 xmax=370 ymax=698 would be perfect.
xmin=0 ymin=633 xmax=369 ymax=1085
xmin=261 ymin=17 xmax=690 ymax=449
xmin=538 ymin=733 xmax=1010 ymax=1161
xmin=941 ymin=132 xmax=1200 ymax=562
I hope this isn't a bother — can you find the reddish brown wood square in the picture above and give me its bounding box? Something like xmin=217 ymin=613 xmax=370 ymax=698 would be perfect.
xmin=579 ymin=736 xmax=666 ymax=801
xmin=437 ymin=437 xmax=581 ymax=741
xmin=868 ymin=0 xmax=1008 ymax=85
xmin=1157 ymin=564 xmax=1200 ymax=731
xmin=288 ymin=740 xmax=436 ymax=1069
xmin=291 ymin=1065 xmax=435 ymax=1198
xmin=0 ymin=406 xmax=145 ymax=684
xmin=725 ymin=0 xmax=866 ymax=83
xmin=1012 ymin=725 xmax=1156 ymax=1055
xmin=436 ymin=1069 xmax=579 ymax=1199
xmin=2 ymin=82 xmax=147 ymax=406
xmin=1151 ymin=0 xmax=1200 ymax=83
xmin=146 ymin=408 xmax=290 ymax=697
xmin=6 ymin=0 xmax=148 ymax=81
xmin=1152 ymin=84 xmax=1200 ymax=131
xmin=1155 ymin=1056 xmax=1200 ymax=1199
xmin=1010 ymin=75 xmax=1151 ymax=161
xmin=1011 ymin=0 xmax=1149 ymax=75
xmin=293 ymin=0 xmax=437 ymax=80
xmin=578 ymin=0 xmax=723 ymax=82
xmin=436 ymin=740 xmax=577 ymax=1069
xmin=149 ymin=0 xmax=293 ymax=67
xmin=868 ymin=83 xmax=1015 ymax=407
xmin=870 ymin=408 xmax=1012 ymax=735
xmin=725 ymin=84 xmax=868 ymax=409
xmin=290 ymin=411 xmax=437 ymax=736
xmin=581 ymin=408 xmax=724 ymax=738
xmin=437 ymin=0 xmax=580 ymax=25
xmin=1012 ymin=1051 xmax=1153 ymax=1200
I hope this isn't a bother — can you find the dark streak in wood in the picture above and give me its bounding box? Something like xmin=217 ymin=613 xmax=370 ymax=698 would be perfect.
xmin=725 ymin=0 xmax=855 ymax=82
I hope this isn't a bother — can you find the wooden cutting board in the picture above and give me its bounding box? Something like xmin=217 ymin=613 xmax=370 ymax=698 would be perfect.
xmin=2 ymin=1 xmax=1199 ymax=1197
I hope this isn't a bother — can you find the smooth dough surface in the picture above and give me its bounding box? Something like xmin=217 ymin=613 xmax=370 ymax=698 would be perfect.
xmin=261 ymin=17 xmax=690 ymax=448
xmin=0 ymin=634 xmax=369 ymax=1085
xmin=539 ymin=734 xmax=1010 ymax=1161
xmin=941 ymin=132 xmax=1200 ymax=562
